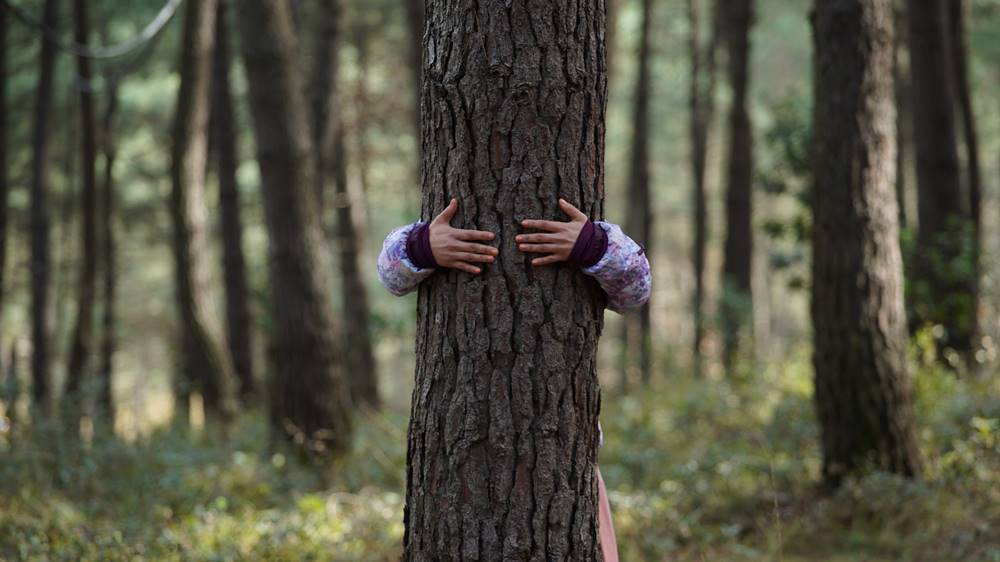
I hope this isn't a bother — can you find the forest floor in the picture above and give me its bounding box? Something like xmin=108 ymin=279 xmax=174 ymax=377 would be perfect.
xmin=1 ymin=352 xmax=998 ymax=561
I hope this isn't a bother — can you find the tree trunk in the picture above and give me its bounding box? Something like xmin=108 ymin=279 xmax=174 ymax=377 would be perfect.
xmin=720 ymin=0 xmax=755 ymax=372
xmin=97 ymin=82 xmax=118 ymax=429
xmin=403 ymin=0 xmax=423 ymax=160
xmin=894 ymin=3 xmax=909 ymax=230
xmin=907 ymin=0 xmax=972 ymax=354
xmin=948 ymin=0 xmax=981 ymax=354
xmin=237 ymin=0 xmax=352 ymax=457
xmin=170 ymin=0 xmax=237 ymax=424
xmin=64 ymin=0 xmax=100 ymax=425
xmin=0 ymin=1 xmax=7 ymax=374
xmin=30 ymin=0 xmax=59 ymax=418
xmin=211 ymin=0 xmax=256 ymax=400
xmin=688 ymin=0 xmax=720 ymax=377
xmin=404 ymin=2 xmax=608 ymax=559
xmin=811 ymin=0 xmax=922 ymax=489
xmin=622 ymin=0 xmax=654 ymax=389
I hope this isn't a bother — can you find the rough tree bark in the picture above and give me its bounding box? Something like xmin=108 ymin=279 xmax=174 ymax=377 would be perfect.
xmin=404 ymin=2 xmax=608 ymax=559
xmin=622 ymin=0 xmax=653 ymax=389
xmin=907 ymin=0 xmax=973 ymax=354
xmin=30 ymin=0 xmax=59 ymax=418
xmin=811 ymin=0 xmax=922 ymax=488
xmin=97 ymin=81 xmax=118 ymax=428
xmin=64 ymin=0 xmax=100 ymax=423
xmin=211 ymin=0 xmax=256 ymax=400
xmin=170 ymin=0 xmax=237 ymax=423
xmin=948 ymin=0 xmax=981 ymax=354
xmin=720 ymin=0 xmax=755 ymax=372
xmin=238 ymin=0 xmax=352 ymax=456
xmin=688 ymin=0 xmax=720 ymax=377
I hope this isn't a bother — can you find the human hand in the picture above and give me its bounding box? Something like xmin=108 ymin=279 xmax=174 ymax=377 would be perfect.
xmin=429 ymin=199 xmax=498 ymax=274
xmin=516 ymin=199 xmax=588 ymax=267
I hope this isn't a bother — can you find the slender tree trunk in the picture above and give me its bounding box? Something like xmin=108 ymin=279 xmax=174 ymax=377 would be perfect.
xmin=907 ymin=0 xmax=972 ymax=355
xmin=948 ymin=0 xmax=981 ymax=353
xmin=403 ymin=0 xmax=423 ymax=160
xmin=238 ymin=0 xmax=352 ymax=457
xmin=720 ymin=0 xmax=755 ymax=373
xmin=64 ymin=0 xmax=100 ymax=425
xmin=811 ymin=0 xmax=922 ymax=488
xmin=170 ymin=0 xmax=237 ymax=424
xmin=211 ymin=0 xmax=255 ymax=400
xmin=0 ymin=2 xmax=7 ymax=372
xmin=30 ymin=0 xmax=59 ymax=418
xmin=688 ymin=0 xmax=720 ymax=377
xmin=894 ymin=3 xmax=910 ymax=230
xmin=404 ymin=2 xmax=608 ymax=558
xmin=97 ymin=83 xmax=118 ymax=428
xmin=622 ymin=0 xmax=654 ymax=389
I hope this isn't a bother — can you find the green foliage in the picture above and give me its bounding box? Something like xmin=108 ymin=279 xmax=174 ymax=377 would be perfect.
xmin=2 ymin=357 xmax=997 ymax=561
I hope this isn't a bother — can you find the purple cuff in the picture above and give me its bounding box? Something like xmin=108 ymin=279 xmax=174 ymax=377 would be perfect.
xmin=406 ymin=222 xmax=437 ymax=269
xmin=568 ymin=221 xmax=608 ymax=268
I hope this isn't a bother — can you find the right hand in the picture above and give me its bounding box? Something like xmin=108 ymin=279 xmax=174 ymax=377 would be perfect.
xmin=430 ymin=199 xmax=498 ymax=274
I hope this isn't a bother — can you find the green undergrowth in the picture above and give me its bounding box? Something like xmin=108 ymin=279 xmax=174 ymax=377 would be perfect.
xmin=1 ymin=356 xmax=997 ymax=561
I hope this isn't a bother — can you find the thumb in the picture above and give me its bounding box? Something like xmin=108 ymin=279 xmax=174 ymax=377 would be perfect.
xmin=433 ymin=198 xmax=459 ymax=226
xmin=559 ymin=198 xmax=588 ymax=222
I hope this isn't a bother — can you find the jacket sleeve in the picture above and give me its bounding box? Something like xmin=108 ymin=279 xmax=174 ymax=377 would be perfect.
xmin=377 ymin=222 xmax=435 ymax=296
xmin=583 ymin=221 xmax=652 ymax=314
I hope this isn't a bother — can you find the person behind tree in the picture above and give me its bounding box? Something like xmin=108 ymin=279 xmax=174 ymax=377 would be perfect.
xmin=378 ymin=197 xmax=652 ymax=561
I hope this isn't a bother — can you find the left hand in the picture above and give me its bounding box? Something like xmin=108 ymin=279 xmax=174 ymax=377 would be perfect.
xmin=516 ymin=199 xmax=588 ymax=267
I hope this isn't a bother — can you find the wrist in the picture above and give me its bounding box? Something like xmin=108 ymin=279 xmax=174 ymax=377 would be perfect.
xmin=406 ymin=222 xmax=438 ymax=269
xmin=568 ymin=221 xmax=607 ymax=268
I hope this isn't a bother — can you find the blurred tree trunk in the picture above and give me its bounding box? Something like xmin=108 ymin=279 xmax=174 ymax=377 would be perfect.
xmin=30 ymin=0 xmax=59 ymax=418
xmin=97 ymin=82 xmax=118 ymax=428
xmin=403 ymin=0 xmax=423 ymax=160
xmin=688 ymin=0 xmax=720 ymax=377
xmin=0 ymin=2 xmax=7 ymax=372
xmin=907 ymin=0 xmax=973 ymax=355
xmin=64 ymin=0 xmax=100 ymax=426
xmin=311 ymin=0 xmax=379 ymax=408
xmin=404 ymin=2 xmax=607 ymax=558
xmin=170 ymin=0 xmax=237 ymax=424
xmin=719 ymin=0 xmax=755 ymax=373
xmin=948 ymin=0 xmax=981 ymax=354
xmin=238 ymin=0 xmax=353 ymax=457
xmin=211 ymin=0 xmax=256 ymax=400
xmin=894 ymin=3 xmax=910 ymax=230
xmin=622 ymin=0 xmax=653 ymax=389
xmin=811 ymin=0 xmax=922 ymax=488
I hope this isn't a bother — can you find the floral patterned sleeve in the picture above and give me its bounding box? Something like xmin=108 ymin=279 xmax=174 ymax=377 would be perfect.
xmin=377 ymin=222 xmax=435 ymax=296
xmin=583 ymin=221 xmax=652 ymax=314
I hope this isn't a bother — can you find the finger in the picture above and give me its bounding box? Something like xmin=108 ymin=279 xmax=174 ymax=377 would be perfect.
xmin=515 ymin=232 xmax=559 ymax=244
xmin=559 ymin=198 xmax=588 ymax=222
xmin=518 ymin=243 xmax=561 ymax=254
xmin=452 ymin=262 xmax=482 ymax=275
xmin=454 ymin=228 xmax=496 ymax=242
xmin=455 ymin=252 xmax=495 ymax=264
xmin=532 ymin=254 xmax=564 ymax=267
xmin=521 ymin=219 xmax=564 ymax=232
xmin=458 ymin=242 xmax=499 ymax=255
xmin=432 ymin=198 xmax=459 ymax=226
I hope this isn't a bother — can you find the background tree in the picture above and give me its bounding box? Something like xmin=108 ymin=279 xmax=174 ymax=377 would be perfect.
xmin=238 ymin=0 xmax=352 ymax=456
xmin=64 ymin=0 xmax=100 ymax=426
xmin=29 ymin=0 xmax=59 ymax=418
xmin=623 ymin=0 xmax=654 ymax=388
xmin=97 ymin=80 xmax=118 ymax=428
xmin=719 ymin=0 xmax=755 ymax=372
xmin=402 ymin=0 xmax=422 ymax=160
xmin=210 ymin=0 xmax=255 ymax=400
xmin=0 ymin=0 xmax=8 ymax=371
xmin=170 ymin=0 xmax=237 ymax=423
xmin=811 ymin=0 xmax=922 ymax=488
xmin=688 ymin=0 xmax=720 ymax=377
xmin=907 ymin=0 xmax=974 ymax=355
xmin=404 ymin=2 xmax=608 ymax=558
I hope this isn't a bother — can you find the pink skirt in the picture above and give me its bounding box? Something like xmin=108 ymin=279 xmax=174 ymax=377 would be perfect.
xmin=597 ymin=466 xmax=619 ymax=562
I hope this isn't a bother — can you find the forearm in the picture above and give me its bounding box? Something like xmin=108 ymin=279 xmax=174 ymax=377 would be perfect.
xmin=377 ymin=222 xmax=435 ymax=296
xmin=583 ymin=222 xmax=652 ymax=313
